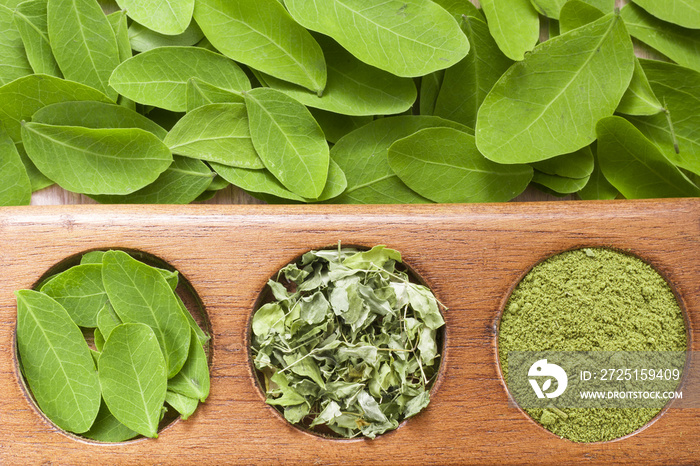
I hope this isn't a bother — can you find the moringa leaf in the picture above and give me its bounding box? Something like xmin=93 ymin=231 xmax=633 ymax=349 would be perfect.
xmin=109 ymin=46 xmax=250 ymax=112
xmin=419 ymin=71 xmax=443 ymax=116
xmin=82 ymin=400 xmax=139 ymax=442
xmin=596 ymin=116 xmax=700 ymax=198
xmin=285 ymin=0 xmax=469 ymax=77
xmin=165 ymin=103 xmax=262 ymax=168
xmin=309 ymin=108 xmax=372 ymax=144
xmin=388 ymin=127 xmax=532 ymax=202
xmin=244 ymin=87 xmax=329 ymax=199
xmin=431 ymin=0 xmax=484 ymax=22
xmin=47 ymin=0 xmax=120 ymax=101
xmin=0 ymin=1 xmax=33 ymax=86
xmin=106 ymin=10 xmax=131 ymax=63
xmin=32 ymin=101 xmax=168 ymax=139
xmin=578 ymin=149 xmax=619 ymax=200
xmin=165 ymin=391 xmax=198 ymax=420
xmin=0 ymin=74 xmax=112 ymax=142
xmin=128 ymin=18 xmax=203 ymax=53
xmin=116 ymin=0 xmax=194 ymax=35
xmin=616 ymin=57 xmax=664 ymax=116
xmin=13 ymin=0 xmax=61 ymax=76
xmin=21 ymin=122 xmax=172 ymax=195
xmin=531 ymin=146 xmax=594 ymax=179
xmin=99 ymin=323 xmax=167 ymax=438
xmin=16 ymin=143 xmax=52 ymax=192
xmin=40 ymin=264 xmax=106 ymax=328
xmin=0 ymin=126 xmax=31 ymax=205
xmin=101 ymin=250 xmax=190 ymax=378
xmin=479 ymin=0 xmax=540 ymax=61
xmin=559 ymin=0 xmax=604 ymax=34
xmin=15 ymin=290 xmax=101 ymax=434
xmin=476 ymin=13 xmax=635 ymax=164
xmin=175 ymin=294 xmax=209 ymax=345
xmin=194 ymin=0 xmax=326 ymax=93
xmin=96 ymin=301 xmax=121 ymax=340
xmin=532 ymin=171 xmax=591 ymax=194
xmin=167 ymin=328 xmax=210 ymax=402
xmin=530 ymin=0 xmax=567 ymax=19
xmin=621 ymin=3 xmax=700 ymax=74
xmin=630 ymin=0 xmax=700 ymax=30
xmin=185 ymin=77 xmax=243 ymax=112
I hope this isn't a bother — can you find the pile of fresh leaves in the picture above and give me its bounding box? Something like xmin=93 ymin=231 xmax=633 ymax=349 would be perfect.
xmin=251 ymin=245 xmax=445 ymax=439
xmin=15 ymin=250 xmax=210 ymax=441
xmin=1 ymin=0 xmax=699 ymax=206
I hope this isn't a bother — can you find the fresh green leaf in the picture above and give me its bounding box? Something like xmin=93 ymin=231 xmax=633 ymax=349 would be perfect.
xmin=47 ymin=0 xmax=120 ymax=100
xmin=81 ymin=250 xmax=105 ymax=264
xmin=309 ymin=108 xmax=372 ymax=144
xmin=13 ymin=0 xmax=61 ymax=76
xmin=285 ymin=0 xmax=469 ymax=77
xmin=99 ymin=323 xmax=167 ymax=438
xmin=261 ymin=35 xmax=417 ymax=116
xmin=616 ymin=57 xmax=664 ymax=116
xmin=431 ymin=0 xmax=484 ymax=22
xmin=94 ymin=326 xmax=105 ymax=351
xmin=434 ymin=15 xmax=512 ymax=129
xmin=165 ymin=103 xmax=262 ymax=168
xmin=0 ymin=126 xmax=31 ymax=205
xmin=101 ymin=250 xmax=191 ymax=378
xmin=596 ymin=116 xmax=700 ymax=198
xmin=21 ymin=122 xmax=172 ymax=195
xmin=621 ymin=3 xmax=700 ymax=74
xmin=244 ymin=87 xmax=329 ymax=199
xmin=194 ymin=0 xmax=326 ymax=93
xmin=40 ymin=264 xmax=106 ymax=327
xmin=479 ymin=0 xmax=540 ymax=61
xmin=476 ymin=13 xmax=635 ymax=163
xmin=175 ymin=294 xmax=209 ymax=344
xmin=0 ymin=74 xmax=112 ymax=142
xmin=531 ymin=146 xmax=594 ymax=179
xmin=0 ymin=1 xmax=33 ymax=86
xmin=16 ymin=142 xmax=53 ymax=191
xmin=530 ymin=0 xmax=567 ymax=19
xmin=96 ymin=301 xmax=121 ymax=340
xmin=82 ymin=400 xmax=139 ymax=442
xmin=630 ymin=0 xmax=700 ymax=30
xmin=32 ymin=101 xmax=168 ymax=139
xmin=389 ymin=127 xmax=532 ymax=202
xmin=578 ymin=149 xmax=619 ymax=200
xmin=580 ymin=0 xmax=614 ymax=13
xmin=89 ymin=155 xmax=213 ymax=204
xmin=167 ymin=328 xmax=210 ymax=402
xmin=185 ymin=77 xmax=244 ymax=112
xmin=109 ymin=46 xmax=251 ymax=112
xmin=419 ymin=71 xmax=443 ymax=116
xmin=128 ymin=18 xmax=203 ymax=52
xmin=532 ymin=171 xmax=591 ymax=194
xmin=165 ymin=391 xmax=198 ymax=420
xmin=559 ymin=0 xmax=604 ymax=33
xmin=15 ymin=289 xmax=101 ymax=433
xmin=116 ymin=0 xmax=194 ymax=35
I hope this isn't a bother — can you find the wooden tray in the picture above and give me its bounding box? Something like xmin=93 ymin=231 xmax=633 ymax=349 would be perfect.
xmin=0 ymin=199 xmax=698 ymax=465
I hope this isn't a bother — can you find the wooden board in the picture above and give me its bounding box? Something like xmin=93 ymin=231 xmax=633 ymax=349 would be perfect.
xmin=0 ymin=199 xmax=698 ymax=465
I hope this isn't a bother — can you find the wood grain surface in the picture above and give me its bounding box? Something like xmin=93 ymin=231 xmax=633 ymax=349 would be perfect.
xmin=0 ymin=199 xmax=698 ymax=464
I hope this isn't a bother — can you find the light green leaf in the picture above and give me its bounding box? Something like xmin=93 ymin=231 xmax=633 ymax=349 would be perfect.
xmin=22 ymin=122 xmax=172 ymax=195
xmin=578 ymin=149 xmax=619 ymax=200
xmin=0 ymin=74 xmax=112 ymax=142
xmin=185 ymin=77 xmax=243 ymax=112
xmin=99 ymin=323 xmax=167 ymax=438
xmin=262 ymin=35 xmax=416 ymax=116
xmin=532 ymin=171 xmax=591 ymax=194
xmin=581 ymin=0 xmax=614 ymax=13
xmin=16 ymin=142 xmax=53 ymax=191
xmin=82 ymin=400 xmax=139 ymax=442
xmin=628 ymin=60 xmax=700 ymax=175
xmin=94 ymin=326 xmax=105 ymax=351
xmin=476 ymin=13 xmax=635 ymax=163
xmin=621 ymin=3 xmax=700 ymax=74
xmin=167 ymin=328 xmax=210 ymax=402
xmin=630 ymin=0 xmax=700 ymax=30
xmin=480 ymin=0 xmax=540 ymax=61
xmin=266 ymin=372 xmax=307 ymax=407
xmin=309 ymin=108 xmax=372 ymax=144
xmin=0 ymin=2 xmax=32 ymax=86
xmin=389 ymin=127 xmax=532 ymax=202
xmin=530 ymin=0 xmax=567 ymax=19
xmin=419 ymin=71 xmax=443 ymax=116
xmin=244 ymin=87 xmax=329 ymax=199
xmin=165 ymin=103 xmax=262 ymax=168
xmin=128 ymin=17 xmax=202 ymax=52
xmin=431 ymin=0 xmax=484 ymax=22
xmin=0 ymin=126 xmax=31 ymax=205
xmin=531 ymin=146 xmax=594 ymax=179
xmin=116 ymin=0 xmax=194 ymax=35
xmin=330 ymin=115 xmax=469 ymax=204
xmin=89 ymin=155 xmax=213 ymax=204
xmin=15 ymin=290 xmax=101 ymax=433
xmin=32 ymin=101 xmax=168 ymax=139
xmin=165 ymin=391 xmax=198 ymax=420
xmin=102 ymin=251 xmax=190 ymax=378
xmin=106 ymin=10 xmax=132 ymax=63
xmin=40 ymin=264 xmax=106 ymax=327
xmin=343 ymin=245 xmax=401 ymax=270
xmin=252 ymin=302 xmax=285 ymax=338
xmin=109 ymin=46 xmax=251 ymax=112
xmin=596 ymin=116 xmax=700 ymax=198
xmin=616 ymin=57 xmax=664 ymax=116
xmin=194 ymin=0 xmax=326 ymax=93
xmin=175 ymin=294 xmax=209 ymax=345
xmin=81 ymin=250 xmax=105 ymax=264
xmin=47 ymin=0 xmax=120 ymax=100
xmin=285 ymin=0 xmax=469 ymax=77
xmin=559 ymin=0 xmax=604 ymax=34
xmin=404 ymin=389 xmax=430 ymax=418
xmin=96 ymin=301 xmax=121 ymax=340
xmin=13 ymin=0 xmax=61 ymax=76
xmin=434 ymin=15 xmax=512 ymax=129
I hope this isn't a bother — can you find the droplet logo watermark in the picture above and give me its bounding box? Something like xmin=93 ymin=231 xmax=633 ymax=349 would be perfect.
xmin=528 ymin=359 xmax=568 ymax=399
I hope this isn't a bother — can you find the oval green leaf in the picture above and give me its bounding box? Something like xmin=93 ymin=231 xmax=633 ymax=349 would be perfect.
xmin=476 ymin=13 xmax=635 ymax=163
xmin=532 ymin=171 xmax=590 ymax=194
xmin=309 ymin=108 xmax=372 ymax=145
xmin=630 ymin=0 xmax=700 ymax=30
xmin=99 ymin=323 xmax=167 ymax=438
xmin=244 ymin=87 xmax=329 ymax=199
xmin=616 ymin=57 xmax=664 ymax=116
xmin=96 ymin=301 xmax=121 ymax=340
xmin=194 ymin=0 xmax=326 ymax=93
xmin=15 ymin=289 xmax=101 ymax=433
xmin=0 ymin=126 xmax=31 ymax=206
xmin=109 ymin=46 xmax=251 ymax=112
xmin=531 ymin=146 xmax=594 ymax=179
xmin=165 ymin=391 xmax=198 ymax=420
xmin=578 ymin=150 xmax=619 ymax=200
xmin=13 ymin=0 xmax=62 ymax=76
xmin=128 ymin=18 xmax=203 ymax=52
xmin=40 ymin=264 xmax=106 ymax=327
xmin=102 ymin=250 xmax=190 ymax=378
xmin=167 ymin=328 xmax=209 ymax=402
xmin=480 ymin=0 xmax=540 ymax=61
xmin=47 ymin=0 xmax=120 ymax=100
xmin=107 ymin=10 xmax=131 ymax=63
xmin=559 ymin=0 xmax=604 ymax=34
xmin=82 ymin=401 xmax=139 ymax=443
xmin=388 ymin=127 xmax=532 ymax=202
xmin=185 ymin=77 xmax=244 ymax=112
xmin=116 ymin=0 xmax=194 ymax=35
xmin=285 ymin=0 xmax=469 ymax=77
xmin=0 ymin=2 xmax=33 ymax=86
xmin=22 ymin=122 xmax=172 ymax=195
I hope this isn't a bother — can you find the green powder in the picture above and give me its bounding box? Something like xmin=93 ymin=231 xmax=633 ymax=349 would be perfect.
xmin=498 ymin=248 xmax=687 ymax=442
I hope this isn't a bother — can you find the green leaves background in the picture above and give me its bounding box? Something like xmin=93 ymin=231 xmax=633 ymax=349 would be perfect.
xmin=1 ymin=0 xmax=699 ymax=206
